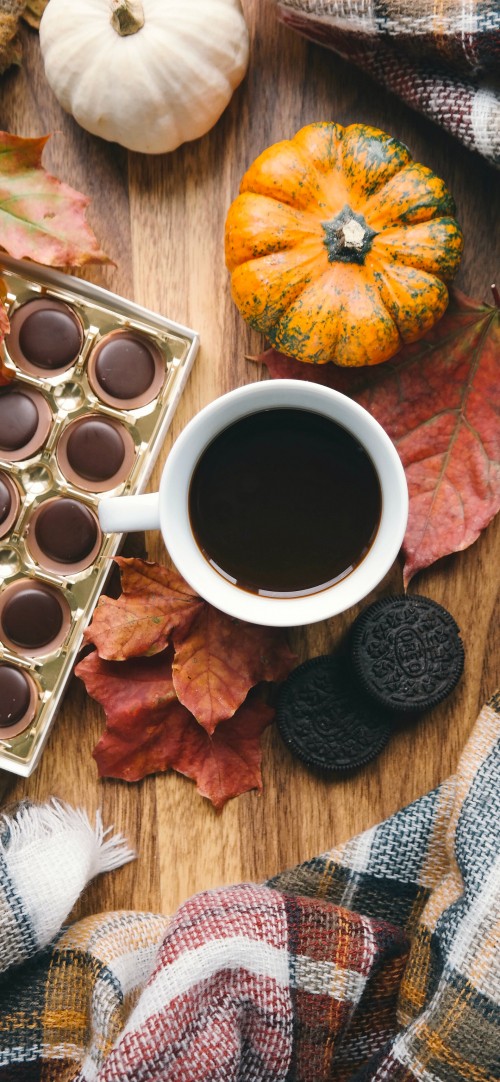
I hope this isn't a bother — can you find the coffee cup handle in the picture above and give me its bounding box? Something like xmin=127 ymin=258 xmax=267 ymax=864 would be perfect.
xmin=99 ymin=492 xmax=161 ymax=533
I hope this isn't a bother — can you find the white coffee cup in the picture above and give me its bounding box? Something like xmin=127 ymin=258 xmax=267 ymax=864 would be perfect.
xmin=99 ymin=380 xmax=408 ymax=627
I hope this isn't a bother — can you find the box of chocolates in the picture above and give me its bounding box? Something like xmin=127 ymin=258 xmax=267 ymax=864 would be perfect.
xmin=0 ymin=255 xmax=199 ymax=776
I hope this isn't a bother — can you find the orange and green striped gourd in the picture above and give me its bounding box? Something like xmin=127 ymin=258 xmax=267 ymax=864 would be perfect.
xmin=224 ymin=122 xmax=463 ymax=366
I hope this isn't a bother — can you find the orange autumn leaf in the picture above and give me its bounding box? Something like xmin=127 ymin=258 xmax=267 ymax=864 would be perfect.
xmin=0 ymin=131 xmax=109 ymax=269
xmin=172 ymin=602 xmax=297 ymax=733
xmin=85 ymin=558 xmax=204 ymax=660
xmin=251 ymin=288 xmax=500 ymax=585
xmin=76 ymin=650 xmax=274 ymax=808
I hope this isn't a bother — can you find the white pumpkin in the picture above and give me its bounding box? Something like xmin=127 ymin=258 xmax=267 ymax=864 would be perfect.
xmin=39 ymin=0 xmax=249 ymax=154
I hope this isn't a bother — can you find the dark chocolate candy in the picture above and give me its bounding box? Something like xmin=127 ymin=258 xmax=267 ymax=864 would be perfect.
xmin=350 ymin=595 xmax=465 ymax=713
xmin=0 ymin=476 xmax=11 ymax=524
xmin=2 ymin=584 xmax=63 ymax=649
xmin=18 ymin=301 xmax=82 ymax=369
xmin=94 ymin=333 xmax=156 ymax=399
xmin=0 ymin=665 xmax=31 ymax=726
xmin=34 ymin=498 xmax=98 ymax=563
xmin=276 ymin=654 xmax=391 ymax=773
xmin=0 ymin=391 xmax=38 ymax=451
xmin=66 ymin=418 xmax=125 ymax=481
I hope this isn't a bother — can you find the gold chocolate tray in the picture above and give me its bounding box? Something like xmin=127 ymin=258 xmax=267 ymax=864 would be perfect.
xmin=0 ymin=255 xmax=199 ymax=776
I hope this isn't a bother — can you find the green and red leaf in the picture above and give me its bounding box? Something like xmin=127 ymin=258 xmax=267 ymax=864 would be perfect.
xmin=0 ymin=131 xmax=110 ymax=270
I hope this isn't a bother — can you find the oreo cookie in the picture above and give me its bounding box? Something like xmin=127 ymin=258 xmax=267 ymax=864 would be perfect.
xmin=276 ymin=654 xmax=391 ymax=773
xmin=351 ymin=595 xmax=464 ymax=713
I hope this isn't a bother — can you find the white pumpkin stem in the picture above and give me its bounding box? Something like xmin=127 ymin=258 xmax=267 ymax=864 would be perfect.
xmin=110 ymin=0 xmax=144 ymax=36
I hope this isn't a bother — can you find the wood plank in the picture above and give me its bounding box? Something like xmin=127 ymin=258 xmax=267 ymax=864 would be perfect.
xmin=0 ymin=2 xmax=498 ymax=920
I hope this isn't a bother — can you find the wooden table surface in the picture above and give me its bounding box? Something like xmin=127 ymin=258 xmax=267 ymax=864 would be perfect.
xmin=0 ymin=0 xmax=499 ymax=921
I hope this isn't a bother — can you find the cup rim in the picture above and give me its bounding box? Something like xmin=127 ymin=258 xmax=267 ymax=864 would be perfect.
xmin=159 ymin=380 xmax=408 ymax=626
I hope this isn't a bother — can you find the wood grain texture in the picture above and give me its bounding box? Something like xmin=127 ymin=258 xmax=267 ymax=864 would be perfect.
xmin=0 ymin=1 xmax=498 ymax=920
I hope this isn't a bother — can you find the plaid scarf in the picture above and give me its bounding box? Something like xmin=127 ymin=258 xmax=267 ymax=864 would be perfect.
xmin=275 ymin=0 xmax=500 ymax=168
xmin=0 ymin=693 xmax=498 ymax=1080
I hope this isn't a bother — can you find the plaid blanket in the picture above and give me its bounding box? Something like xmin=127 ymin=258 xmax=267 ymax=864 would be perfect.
xmin=0 ymin=693 xmax=498 ymax=1080
xmin=275 ymin=0 xmax=500 ymax=168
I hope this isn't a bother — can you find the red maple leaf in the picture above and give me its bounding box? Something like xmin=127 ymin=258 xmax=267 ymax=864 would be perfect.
xmin=166 ymin=694 xmax=274 ymax=810
xmin=76 ymin=650 xmax=274 ymax=809
xmin=86 ymin=558 xmax=296 ymax=730
xmin=251 ymin=288 xmax=500 ymax=584
xmin=79 ymin=560 xmax=295 ymax=802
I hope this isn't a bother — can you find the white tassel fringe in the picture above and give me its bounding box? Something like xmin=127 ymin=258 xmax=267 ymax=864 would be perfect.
xmin=1 ymin=798 xmax=136 ymax=874
xmin=0 ymin=799 xmax=135 ymax=949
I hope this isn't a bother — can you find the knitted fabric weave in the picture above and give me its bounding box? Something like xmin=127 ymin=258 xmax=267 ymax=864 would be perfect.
xmin=0 ymin=693 xmax=498 ymax=1080
xmin=275 ymin=0 xmax=500 ymax=167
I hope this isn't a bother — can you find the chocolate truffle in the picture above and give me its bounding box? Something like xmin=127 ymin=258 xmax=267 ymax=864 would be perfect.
xmin=34 ymin=498 xmax=99 ymax=564
xmin=0 ymin=665 xmax=31 ymax=727
xmin=7 ymin=298 xmax=83 ymax=374
xmin=20 ymin=305 xmax=81 ymax=368
xmin=0 ymin=388 xmax=52 ymax=461
xmin=88 ymin=329 xmax=165 ymax=409
xmin=277 ymin=654 xmax=392 ymax=773
xmin=2 ymin=584 xmax=64 ymax=649
xmin=350 ymin=595 xmax=465 ymax=713
xmin=0 ymin=475 xmax=11 ymax=524
xmin=66 ymin=418 xmax=126 ymax=482
xmin=57 ymin=415 xmax=135 ymax=493
xmin=0 ymin=391 xmax=38 ymax=451
xmin=95 ymin=334 xmax=156 ymax=398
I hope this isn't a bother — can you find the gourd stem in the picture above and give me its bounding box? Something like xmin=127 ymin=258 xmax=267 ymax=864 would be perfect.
xmin=491 ymin=283 xmax=500 ymax=308
xmin=322 ymin=206 xmax=376 ymax=266
xmin=110 ymin=0 xmax=144 ymax=36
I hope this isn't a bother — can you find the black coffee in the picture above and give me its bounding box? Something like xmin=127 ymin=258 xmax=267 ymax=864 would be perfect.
xmin=189 ymin=408 xmax=382 ymax=597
